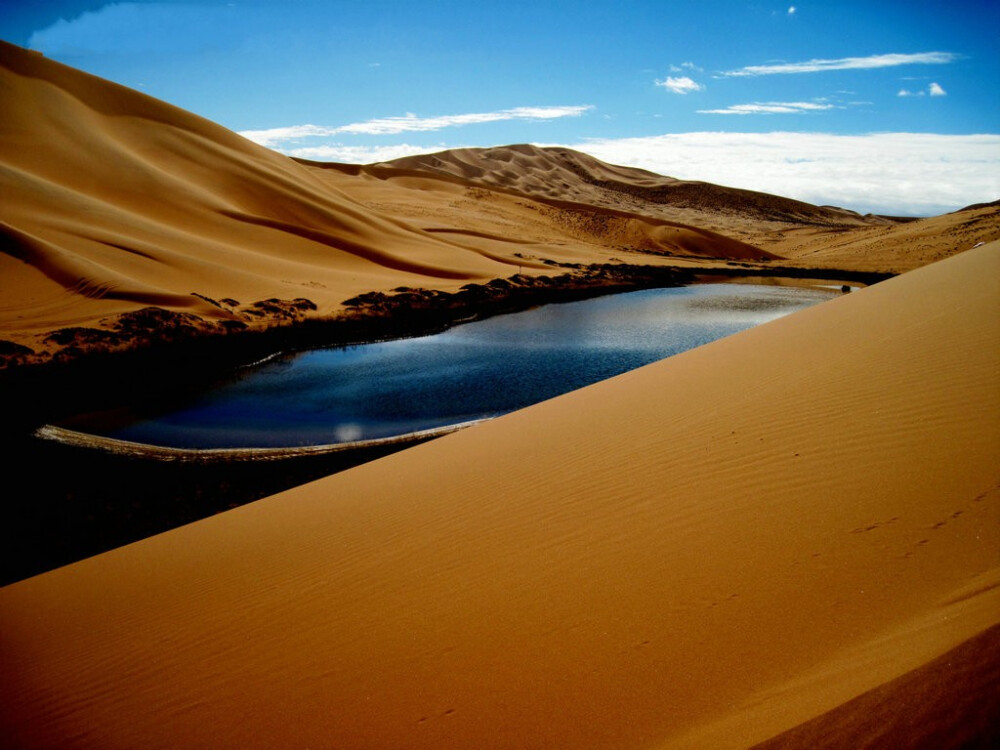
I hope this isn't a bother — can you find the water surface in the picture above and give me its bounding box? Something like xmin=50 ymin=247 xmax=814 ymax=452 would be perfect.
xmin=68 ymin=283 xmax=837 ymax=448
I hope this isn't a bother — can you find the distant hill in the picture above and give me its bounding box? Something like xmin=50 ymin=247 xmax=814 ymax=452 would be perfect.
xmin=378 ymin=144 xmax=890 ymax=229
xmin=2 ymin=40 xmax=997 ymax=366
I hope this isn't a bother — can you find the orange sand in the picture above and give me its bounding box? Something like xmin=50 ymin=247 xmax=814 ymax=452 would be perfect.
xmin=1 ymin=243 xmax=996 ymax=748
xmin=0 ymin=41 xmax=764 ymax=361
xmin=5 ymin=40 xmax=996 ymax=363
xmin=2 ymin=38 xmax=998 ymax=749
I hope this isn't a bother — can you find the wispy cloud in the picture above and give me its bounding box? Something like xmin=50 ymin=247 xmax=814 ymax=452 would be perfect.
xmin=570 ymin=132 xmax=1000 ymax=215
xmin=898 ymin=82 xmax=948 ymax=97
xmin=788 ymin=6 xmax=797 ymax=15
xmin=655 ymin=76 xmax=704 ymax=94
xmin=335 ymin=106 xmax=592 ymax=135
xmin=238 ymin=124 xmax=338 ymax=148
xmin=240 ymin=105 xmax=593 ymax=147
xmin=669 ymin=62 xmax=702 ymax=73
xmin=286 ymin=144 xmax=445 ymax=163
xmin=721 ymin=51 xmax=959 ymax=77
xmin=698 ymin=101 xmax=835 ymax=115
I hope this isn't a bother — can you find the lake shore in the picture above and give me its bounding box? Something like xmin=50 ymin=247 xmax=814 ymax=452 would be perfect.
xmin=3 ymin=40 xmax=997 ymax=748
xmin=0 ymin=422 xmax=485 ymax=586
xmin=1 ymin=262 xmax=891 ymax=432
xmin=2 ymin=269 xmax=869 ymax=585
xmin=2 ymin=244 xmax=995 ymax=748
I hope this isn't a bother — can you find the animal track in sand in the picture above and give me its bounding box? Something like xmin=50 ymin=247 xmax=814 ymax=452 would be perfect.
xmin=850 ymin=517 xmax=900 ymax=534
xmin=417 ymin=708 xmax=456 ymax=725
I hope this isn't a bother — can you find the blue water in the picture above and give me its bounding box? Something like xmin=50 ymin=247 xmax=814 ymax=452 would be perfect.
xmin=72 ymin=283 xmax=837 ymax=448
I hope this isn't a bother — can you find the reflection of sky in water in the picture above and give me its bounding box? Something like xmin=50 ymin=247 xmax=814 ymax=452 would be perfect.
xmin=79 ymin=284 xmax=835 ymax=448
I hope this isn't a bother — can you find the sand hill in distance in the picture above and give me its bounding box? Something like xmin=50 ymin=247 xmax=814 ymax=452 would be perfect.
xmin=1 ymin=39 xmax=999 ymax=750
xmin=2 ymin=39 xmax=997 ymax=369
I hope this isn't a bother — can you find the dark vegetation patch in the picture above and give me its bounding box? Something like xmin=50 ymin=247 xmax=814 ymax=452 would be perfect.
xmin=0 ymin=339 xmax=33 ymax=357
xmin=191 ymin=292 xmax=224 ymax=309
xmin=0 ymin=339 xmax=34 ymax=369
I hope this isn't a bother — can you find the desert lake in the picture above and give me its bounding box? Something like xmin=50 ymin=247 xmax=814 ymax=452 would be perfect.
xmin=61 ymin=282 xmax=840 ymax=449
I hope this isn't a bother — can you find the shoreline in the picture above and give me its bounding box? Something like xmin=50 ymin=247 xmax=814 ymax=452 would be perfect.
xmin=3 ymin=421 xmax=488 ymax=586
xmin=0 ymin=262 xmax=893 ymax=433
xmin=0 ymin=264 xmax=889 ymax=584
xmin=34 ymin=420 xmax=487 ymax=462
xmin=2 ymin=245 xmax=994 ymax=747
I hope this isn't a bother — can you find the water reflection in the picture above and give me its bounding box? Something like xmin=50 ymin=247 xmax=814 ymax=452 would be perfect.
xmin=67 ymin=283 xmax=836 ymax=448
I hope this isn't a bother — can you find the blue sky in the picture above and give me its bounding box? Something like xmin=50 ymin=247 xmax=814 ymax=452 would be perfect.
xmin=3 ymin=1 xmax=998 ymax=214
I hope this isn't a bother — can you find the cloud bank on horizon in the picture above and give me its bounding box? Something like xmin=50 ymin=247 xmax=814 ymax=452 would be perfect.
xmin=4 ymin=0 xmax=998 ymax=216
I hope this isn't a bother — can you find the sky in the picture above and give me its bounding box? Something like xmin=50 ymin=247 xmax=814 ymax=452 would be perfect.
xmin=2 ymin=0 xmax=998 ymax=215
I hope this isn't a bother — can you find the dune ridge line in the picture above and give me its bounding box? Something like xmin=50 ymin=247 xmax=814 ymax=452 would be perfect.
xmin=1 ymin=244 xmax=996 ymax=748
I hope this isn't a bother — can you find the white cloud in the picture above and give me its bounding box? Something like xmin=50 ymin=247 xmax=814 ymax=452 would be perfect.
xmin=238 ymin=124 xmax=340 ymax=148
xmin=698 ymin=101 xmax=835 ymax=115
xmin=287 ymin=144 xmax=443 ymax=163
xmin=567 ymin=132 xmax=1000 ymax=215
xmin=656 ymin=76 xmax=704 ymax=94
xmin=788 ymin=6 xmax=797 ymax=15
xmin=669 ymin=62 xmax=702 ymax=73
xmin=239 ymin=105 xmax=592 ymax=147
xmin=897 ymin=82 xmax=947 ymax=98
xmin=336 ymin=106 xmax=593 ymax=135
xmin=722 ymin=51 xmax=959 ymax=77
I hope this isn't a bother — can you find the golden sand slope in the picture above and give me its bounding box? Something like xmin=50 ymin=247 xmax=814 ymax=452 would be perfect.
xmin=2 ymin=244 xmax=996 ymax=749
xmin=762 ymin=201 xmax=1000 ymax=273
xmin=380 ymin=144 xmax=879 ymax=228
xmin=750 ymin=623 xmax=1000 ymax=749
xmin=0 ymin=41 xmax=766 ymax=360
xmin=302 ymin=158 xmax=774 ymax=264
xmin=0 ymin=41 xmax=516 ymax=339
xmin=381 ymin=146 xmax=1000 ymax=269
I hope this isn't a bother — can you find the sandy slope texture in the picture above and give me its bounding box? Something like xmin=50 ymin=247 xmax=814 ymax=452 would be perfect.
xmin=0 ymin=42 xmax=529 ymax=344
xmin=379 ymin=145 xmax=881 ymax=230
xmin=0 ymin=42 xmax=768 ymax=362
xmin=763 ymin=201 xmax=1000 ymax=273
xmin=301 ymin=158 xmax=774 ymax=266
xmin=380 ymin=146 xmax=1000 ymax=269
xmin=2 ymin=243 xmax=996 ymax=749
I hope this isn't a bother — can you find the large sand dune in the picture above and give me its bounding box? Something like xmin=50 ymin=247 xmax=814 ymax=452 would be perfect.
xmin=2 ymin=243 xmax=996 ymax=748
xmin=0 ymin=42 xmax=520 ymax=338
xmin=5 ymin=40 xmax=996 ymax=368
xmin=0 ymin=41 xmax=769 ymax=364
xmin=380 ymin=144 xmax=884 ymax=227
xmin=2 ymin=38 xmax=998 ymax=747
xmin=378 ymin=146 xmax=1000 ymax=269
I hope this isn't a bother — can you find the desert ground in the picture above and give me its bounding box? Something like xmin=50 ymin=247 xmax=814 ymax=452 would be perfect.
xmin=1 ymin=40 xmax=998 ymax=749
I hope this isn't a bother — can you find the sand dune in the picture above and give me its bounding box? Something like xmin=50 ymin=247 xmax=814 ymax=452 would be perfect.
xmin=378 ymin=146 xmax=1000 ymax=268
xmin=750 ymin=623 xmax=1000 ymax=749
xmin=303 ymin=158 xmax=774 ymax=262
xmin=379 ymin=144 xmax=878 ymax=226
xmin=0 ymin=42 xmax=528 ymax=338
xmin=0 ymin=41 xmax=771 ymax=365
xmin=2 ymin=243 xmax=996 ymax=748
xmin=763 ymin=201 xmax=1000 ymax=272
xmin=6 ymin=40 xmax=995 ymax=370
xmin=2 ymin=40 xmax=998 ymax=746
